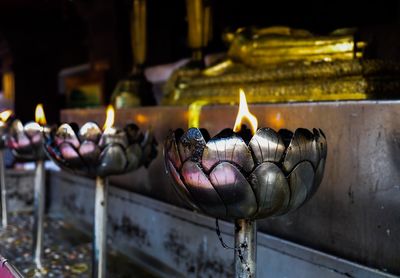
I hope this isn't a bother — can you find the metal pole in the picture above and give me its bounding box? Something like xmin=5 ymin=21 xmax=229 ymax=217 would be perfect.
xmin=234 ymin=219 xmax=257 ymax=278
xmin=33 ymin=160 xmax=45 ymax=270
xmin=0 ymin=150 xmax=7 ymax=228
xmin=93 ymin=176 xmax=108 ymax=278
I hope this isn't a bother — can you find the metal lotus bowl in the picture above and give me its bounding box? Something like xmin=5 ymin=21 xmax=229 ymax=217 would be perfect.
xmin=7 ymin=119 xmax=48 ymax=161
xmin=164 ymin=127 xmax=327 ymax=220
xmin=44 ymin=122 xmax=157 ymax=177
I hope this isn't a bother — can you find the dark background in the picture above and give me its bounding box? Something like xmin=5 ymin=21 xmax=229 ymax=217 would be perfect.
xmin=0 ymin=0 xmax=399 ymax=122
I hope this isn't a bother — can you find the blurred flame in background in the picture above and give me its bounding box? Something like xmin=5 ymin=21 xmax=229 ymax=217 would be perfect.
xmin=0 ymin=110 xmax=12 ymax=123
xmin=35 ymin=104 xmax=47 ymax=125
xmin=103 ymin=105 xmax=115 ymax=130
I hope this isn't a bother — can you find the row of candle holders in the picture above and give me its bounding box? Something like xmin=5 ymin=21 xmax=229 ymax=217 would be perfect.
xmin=0 ymin=97 xmax=327 ymax=278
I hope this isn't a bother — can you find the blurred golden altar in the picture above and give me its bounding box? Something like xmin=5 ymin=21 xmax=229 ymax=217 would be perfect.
xmin=163 ymin=26 xmax=400 ymax=105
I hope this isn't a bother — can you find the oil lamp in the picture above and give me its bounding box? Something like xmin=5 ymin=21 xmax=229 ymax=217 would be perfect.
xmin=7 ymin=104 xmax=48 ymax=271
xmin=44 ymin=105 xmax=157 ymax=278
xmin=164 ymin=90 xmax=327 ymax=277
xmin=0 ymin=109 xmax=13 ymax=229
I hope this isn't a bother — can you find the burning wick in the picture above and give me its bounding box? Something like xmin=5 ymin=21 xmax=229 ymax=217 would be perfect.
xmin=100 ymin=105 xmax=122 ymax=147
xmin=20 ymin=104 xmax=48 ymax=143
xmin=103 ymin=104 xmax=115 ymax=133
xmin=35 ymin=104 xmax=47 ymax=126
xmin=233 ymin=90 xmax=258 ymax=135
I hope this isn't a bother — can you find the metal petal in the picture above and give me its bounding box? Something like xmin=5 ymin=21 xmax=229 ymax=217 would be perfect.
xmin=165 ymin=160 xmax=200 ymax=211
xmin=181 ymin=160 xmax=227 ymax=218
xmin=249 ymin=128 xmax=285 ymax=164
xmin=249 ymin=162 xmax=290 ymax=218
xmin=209 ymin=162 xmax=257 ymax=218
xmin=24 ymin=122 xmax=43 ymax=149
xmin=55 ymin=124 xmax=80 ymax=149
xmin=59 ymin=142 xmax=84 ymax=168
xmin=124 ymin=123 xmax=141 ymax=143
xmin=79 ymin=140 xmax=101 ymax=165
xmin=7 ymin=135 xmax=26 ymax=151
xmin=282 ymin=128 xmax=319 ymax=172
xmin=10 ymin=119 xmax=24 ymax=134
xmin=10 ymin=140 xmax=35 ymax=160
xmin=125 ymin=143 xmax=142 ymax=171
xmin=9 ymin=120 xmax=30 ymax=150
xmin=29 ymin=133 xmax=43 ymax=146
xmin=45 ymin=144 xmax=66 ymax=166
xmin=165 ymin=131 xmax=182 ymax=169
xmin=23 ymin=122 xmax=42 ymax=144
xmin=287 ymin=161 xmax=315 ymax=211
xmin=97 ymin=143 xmax=128 ymax=176
xmin=314 ymin=128 xmax=327 ymax=161
xmin=79 ymin=122 xmax=102 ymax=143
xmin=13 ymin=136 xmax=32 ymax=151
xmin=98 ymin=129 xmax=128 ymax=148
xmin=177 ymin=128 xmax=206 ymax=163
xmin=202 ymin=135 xmax=254 ymax=173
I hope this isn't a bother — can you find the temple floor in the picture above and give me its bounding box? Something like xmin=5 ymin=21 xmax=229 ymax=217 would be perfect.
xmin=0 ymin=212 xmax=156 ymax=277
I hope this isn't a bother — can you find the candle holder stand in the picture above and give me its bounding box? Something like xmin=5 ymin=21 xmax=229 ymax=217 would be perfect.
xmin=8 ymin=119 xmax=49 ymax=271
xmin=164 ymin=127 xmax=327 ymax=277
xmin=44 ymin=121 xmax=157 ymax=278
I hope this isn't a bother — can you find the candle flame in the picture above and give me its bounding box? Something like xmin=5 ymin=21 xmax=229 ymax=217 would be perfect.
xmin=0 ymin=110 xmax=12 ymax=122
xmin=103 ymin=105 xmax=115 ymax=130
xmin=233 ymin=90 xmax=258 ymax=135
xmin=35 ymin=104 xmax=47 ymax=125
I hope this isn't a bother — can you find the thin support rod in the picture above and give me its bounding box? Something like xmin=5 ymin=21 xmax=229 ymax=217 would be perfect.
xmin=93 ymin=176 xmax=108 ymax=278
xmin=0 ymin=150 xmax=7 ymax=228
xmin=234 ymin=219 xmax=257 ymax=278
xmin=33 ymin=160 xmax=45 ymax=270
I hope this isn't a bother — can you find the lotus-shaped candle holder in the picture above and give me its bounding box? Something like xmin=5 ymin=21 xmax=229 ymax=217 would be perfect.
xmin=7 ymin=114 xmax=50 ymax=272
xmin=165 ymin=126 xmax=327 ymax=277
xmin=44 ymin=120 xmax=157 ymax=278
xmin=44 ymin=122 xmax=155 ymax=177
xmin=7 ymin=119 xmax=48 ymax=161
xmin=165 ymin=127 xmax=327 ymax=219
